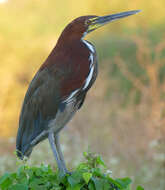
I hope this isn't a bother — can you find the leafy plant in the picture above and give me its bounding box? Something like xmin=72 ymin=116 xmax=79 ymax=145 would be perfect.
xmin=0 ymin=152 xmax=144 ymax=190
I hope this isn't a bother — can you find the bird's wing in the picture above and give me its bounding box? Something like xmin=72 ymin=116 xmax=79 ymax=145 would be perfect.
xmin=16 ymin=68 xmax=61 ymax=158
xmin=16 ymin=62 xmax=90 ymax=157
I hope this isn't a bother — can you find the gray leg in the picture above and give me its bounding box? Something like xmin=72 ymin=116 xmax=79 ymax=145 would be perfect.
xmin=48 ymin=132 xmax=66 ymax=173
xmin=54 ymin=134 xmax=67 ymax=173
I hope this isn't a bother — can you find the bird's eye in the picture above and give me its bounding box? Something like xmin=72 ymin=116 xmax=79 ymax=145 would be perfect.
xmin=85 ymin=20 xmax=91 ymax=26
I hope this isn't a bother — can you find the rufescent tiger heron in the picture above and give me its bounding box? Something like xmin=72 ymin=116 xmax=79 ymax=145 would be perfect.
xmin=16 ymin=10 xmax=141 ymax=174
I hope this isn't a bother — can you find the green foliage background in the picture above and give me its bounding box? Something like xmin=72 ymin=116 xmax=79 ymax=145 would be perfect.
xmin=0 ymin=152 xmax=144 ymax=190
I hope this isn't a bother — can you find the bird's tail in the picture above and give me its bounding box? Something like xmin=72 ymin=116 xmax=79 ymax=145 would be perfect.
xmin=16 ymin=116 xmax=34 ymax=159
xmin=16 ymin=111 xmax=47 ymax=159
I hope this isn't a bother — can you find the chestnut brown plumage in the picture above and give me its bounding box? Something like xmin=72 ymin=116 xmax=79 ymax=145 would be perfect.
xmin=16 ymin=10 xmax=141 ymax=173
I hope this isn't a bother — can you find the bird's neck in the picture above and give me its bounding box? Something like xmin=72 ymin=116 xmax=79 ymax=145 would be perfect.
xmin=81 ymin=39 xmax=95 ymax=54
xmin=54 ymin=37 xmax=95 ymax=58
xmin=55 ymin=35 xmax=95 ymax=56
xmin=40 ymin=37 xmax=95 ymax=72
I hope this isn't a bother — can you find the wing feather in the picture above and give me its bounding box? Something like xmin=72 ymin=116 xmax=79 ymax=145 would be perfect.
xmin=16 ymin=69 xmax=61 ymax=158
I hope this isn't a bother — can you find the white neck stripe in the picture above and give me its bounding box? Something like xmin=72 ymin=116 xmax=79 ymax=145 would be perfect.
xmin=82 ymin=39 xmax=95 ymax=53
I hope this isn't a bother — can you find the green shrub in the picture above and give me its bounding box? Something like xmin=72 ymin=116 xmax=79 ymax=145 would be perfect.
xmin=0 ymin=152 xmax=144 ymax=190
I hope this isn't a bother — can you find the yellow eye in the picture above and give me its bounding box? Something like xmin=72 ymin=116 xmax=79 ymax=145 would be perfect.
xmin=85 ymin=19 xmax=90 ymax=26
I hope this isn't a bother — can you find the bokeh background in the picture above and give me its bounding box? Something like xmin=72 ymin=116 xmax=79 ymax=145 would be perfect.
xmin=0 ymin=0 xmax=165 ymax=189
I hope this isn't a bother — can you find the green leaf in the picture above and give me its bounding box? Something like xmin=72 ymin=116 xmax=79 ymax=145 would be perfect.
xmin=107 ymin=177 xmax=122 ymax=189
xmin=83 ymin=152 xmax=88 ymax=157
xmin=115 ymin=177 xmax=132 ymax=188
xmin=9 ymin=184 xmax=28 ymax=190
xmin=67 ymin=184 xmax=82 ymax=190
xmin=83 ymin=172 xmax=92 ymax=184
xmin=35 ymin=168 xmax=43 ymax=176
xmin=68 ymin=176 xmax=79 ymax=187
xmin=69 ymin=171 xmax=82 ymax=184
xmin=0 ymin=173 xmax=10 ymax=185
xmin=91 ymin=168 xmax=104 ymax=178
xmin=77 ymin=163 xmax=88 ymax=170
xmin=92 ymin=178 xmax=110 ymax=190
xmin=0 ymin=172 xmax=12 ymax=189
xmin=136 ymin=185 xmax=144 ymax=190
xmin=29 ymin=178 xmax=44 ymax=188
xmin=88 ymin=181 xmax=95 ymax=190
xmin=96 ymin=156 xmax=106 ymax=167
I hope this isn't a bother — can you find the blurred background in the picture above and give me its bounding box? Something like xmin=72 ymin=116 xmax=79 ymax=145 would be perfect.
xmin=0 ymin=0 xmax=165 ymax=189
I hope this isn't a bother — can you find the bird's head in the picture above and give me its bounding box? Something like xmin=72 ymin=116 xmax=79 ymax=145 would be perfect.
xmin=58 ymin=10 xmax=141 ymax=42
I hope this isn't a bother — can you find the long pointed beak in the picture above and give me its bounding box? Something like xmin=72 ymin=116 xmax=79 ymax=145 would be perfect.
xmin=87 ymin=10 xmax=141 ymax=33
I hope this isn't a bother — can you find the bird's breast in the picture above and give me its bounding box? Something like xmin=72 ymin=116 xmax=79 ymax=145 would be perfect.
xmin=48 ymin=98 xmax=79 ymax=134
